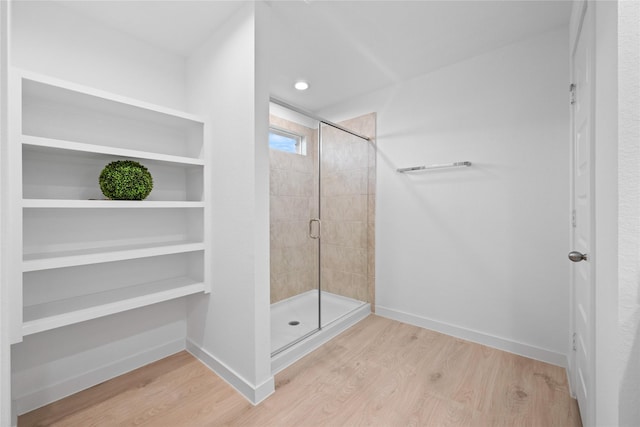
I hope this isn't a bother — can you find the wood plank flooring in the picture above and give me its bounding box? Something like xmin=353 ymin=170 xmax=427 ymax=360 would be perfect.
xmin=19 ymin=315 xmax=582 ymax=426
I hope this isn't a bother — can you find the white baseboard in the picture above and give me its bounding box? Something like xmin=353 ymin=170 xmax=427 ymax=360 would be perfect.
xmin=185 ymin=339 xmax=275 ymax=405
xmin=376 ymin=305 xmax=568 ymax=368
xmin=271 ymin=303 xmax=371 ymax=375
xmin=14 ymin=338 xmax=184 ymax=415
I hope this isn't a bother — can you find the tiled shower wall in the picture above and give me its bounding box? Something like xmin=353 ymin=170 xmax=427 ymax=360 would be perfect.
xmin=320 ymin=113 xmax=376 ymax=308
xmin=269 ymin=115 xmax=318 ymax=304
xmin=269 ymin=112 xmax=376 ymax=308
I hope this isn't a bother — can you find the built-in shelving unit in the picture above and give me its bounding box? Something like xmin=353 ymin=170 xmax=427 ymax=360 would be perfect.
xmin=7 ymin=69 xmax=209 ymax=341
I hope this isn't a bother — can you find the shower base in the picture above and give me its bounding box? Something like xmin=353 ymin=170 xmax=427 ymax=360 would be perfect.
xmin=271 ymin=290 xmax=370 ymax=374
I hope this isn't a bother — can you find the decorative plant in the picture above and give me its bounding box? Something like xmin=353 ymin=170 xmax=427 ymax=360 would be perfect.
xmin=99 ymin=160 xmax=153 ymax=200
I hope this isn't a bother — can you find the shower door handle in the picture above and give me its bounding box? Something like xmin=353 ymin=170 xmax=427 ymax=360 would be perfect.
xmin=309 ymin=218 xmax=321 ymax=240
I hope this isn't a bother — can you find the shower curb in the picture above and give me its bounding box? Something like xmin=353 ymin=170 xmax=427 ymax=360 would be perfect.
xmin=271 ymin=303 xmax=371 ymax=375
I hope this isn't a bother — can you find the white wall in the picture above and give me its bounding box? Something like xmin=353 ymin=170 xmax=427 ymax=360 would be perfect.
xmin=618 ymin=0 xmax=640 ymax=425
xmin=322 ymin=28 xmax=570 ymax=365
xmin=1 ymin=1 xmax=11 ymax=424
xmin=11 ymin=1 xmax=186 ymax=110
xmin=11 ymin=303 xmax=186 ymax=415
xmin=9 ymin=1 xmax=190 ymax=413
xmin=185 ymin=2 xmax=274 ymax=403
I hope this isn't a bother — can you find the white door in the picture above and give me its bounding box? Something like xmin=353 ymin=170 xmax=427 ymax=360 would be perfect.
xmin=570 ymin=2 xmax=594 ymax=425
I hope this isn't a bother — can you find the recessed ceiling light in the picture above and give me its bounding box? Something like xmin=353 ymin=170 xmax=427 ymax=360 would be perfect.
xmin=294 ymin=80 xmax=309 ymax=91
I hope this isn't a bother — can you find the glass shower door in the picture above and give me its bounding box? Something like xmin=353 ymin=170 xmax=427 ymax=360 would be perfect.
xmin=269 ymin=104 xmax=320 ymax=355
xmin=319 ymin=122 xmax=371 ymax=328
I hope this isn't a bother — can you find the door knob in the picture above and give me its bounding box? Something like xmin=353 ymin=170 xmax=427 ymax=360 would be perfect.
xmin=568 ymin=251 xmax=588 ymax=262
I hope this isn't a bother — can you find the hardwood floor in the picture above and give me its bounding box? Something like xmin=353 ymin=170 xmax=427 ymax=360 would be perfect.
xmin=19 ymin=315 xmax=582 ymax=426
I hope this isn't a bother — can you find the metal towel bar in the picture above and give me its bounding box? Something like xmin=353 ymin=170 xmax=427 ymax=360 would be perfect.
xmin=397 ymin=161 xmax=472 ymax=173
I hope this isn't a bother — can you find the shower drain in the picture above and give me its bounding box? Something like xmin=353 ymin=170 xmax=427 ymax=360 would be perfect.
xmin=288 ymin=320 xmax=300 ymax=326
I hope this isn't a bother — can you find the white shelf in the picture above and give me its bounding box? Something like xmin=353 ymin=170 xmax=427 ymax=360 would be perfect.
xmin=22 ymin=135 xmax=205 ymax=166
xmin=23 ymin=199 xmax=205 ymax=209
xmin=23 ymin=277 xmax=205 ymax=336
xmin=20 ymin=69 xmax=205 ymax=125
xmin=23 ymin=241 xmax=204 ymax=272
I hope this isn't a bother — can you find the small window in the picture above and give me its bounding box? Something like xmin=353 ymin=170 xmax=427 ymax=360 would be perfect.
xmin=269 ymin=127 xmax=306 ymax=155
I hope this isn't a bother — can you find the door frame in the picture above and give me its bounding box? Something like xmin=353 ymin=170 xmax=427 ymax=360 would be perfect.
xmin=591 ymin=0 xmax=619 ymax=425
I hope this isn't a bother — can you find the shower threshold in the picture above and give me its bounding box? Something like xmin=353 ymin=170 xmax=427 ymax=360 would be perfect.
xmin=270 ymin=290 xmax=370 ymax=374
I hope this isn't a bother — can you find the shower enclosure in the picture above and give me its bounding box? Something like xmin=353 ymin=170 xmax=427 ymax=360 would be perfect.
xmin=269 ymin=101 xmax=375 ymax=358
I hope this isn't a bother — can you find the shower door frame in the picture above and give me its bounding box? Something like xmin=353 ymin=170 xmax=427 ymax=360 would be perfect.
xmin=270 ymin=98 xmax=371 ymax=357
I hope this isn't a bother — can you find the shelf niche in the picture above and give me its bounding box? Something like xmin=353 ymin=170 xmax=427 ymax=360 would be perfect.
xmin=22 ymin=77 xmax=204 ymax=159
xmin=22 ymin=252 xmax=205 ymax=336
xmin=23 ymin=208 xmax=203 ymax=270
xmin=22 ymin=144 xmax=204 ymax=202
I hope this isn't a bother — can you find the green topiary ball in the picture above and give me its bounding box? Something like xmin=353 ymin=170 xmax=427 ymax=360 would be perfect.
xmin=99 ymin=160 xmax=153 ymax=200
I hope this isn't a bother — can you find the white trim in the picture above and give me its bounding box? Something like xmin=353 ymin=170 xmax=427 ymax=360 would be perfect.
xmin=186 ymin=339 xmax=275 ymax=405
xmin=13 ymin=338 xmax=184 ymax=415
xmin=593 ymin=2 xmax=621 ymax=426
xmin=271 ymin=304 xmax=371 ymax=375
xmin=376 ymin=305 xmax=568 ymax=368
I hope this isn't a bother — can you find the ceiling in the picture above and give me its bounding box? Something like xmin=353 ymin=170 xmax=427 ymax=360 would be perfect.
xmin=56 ymin=1 xmax=246 ymax=57
xmin=57 ymin=0 xmax=572 ymax=112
